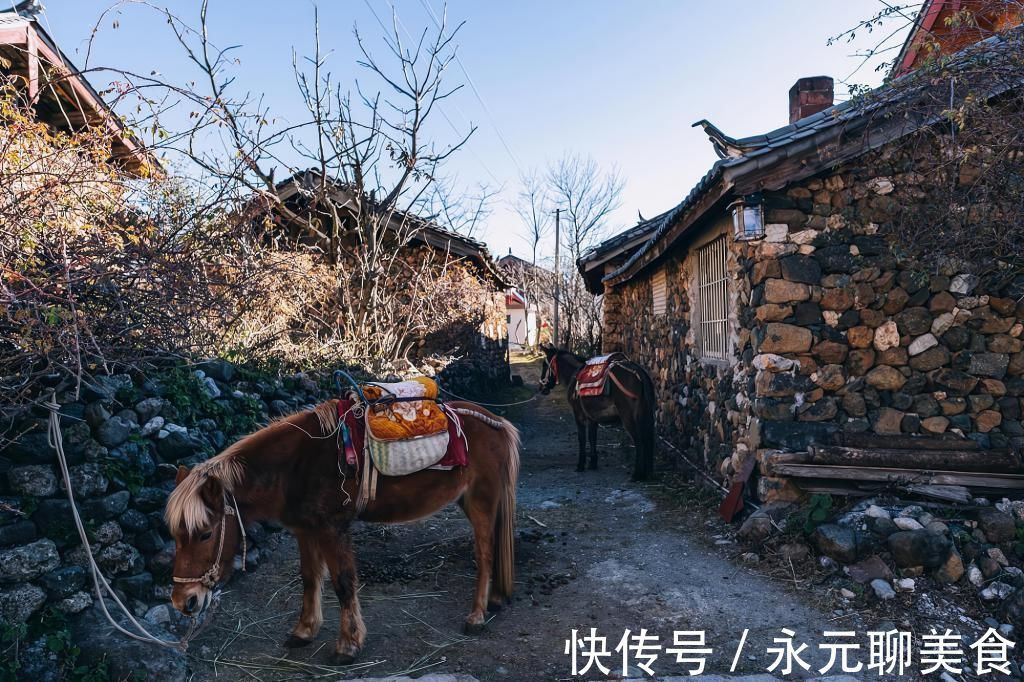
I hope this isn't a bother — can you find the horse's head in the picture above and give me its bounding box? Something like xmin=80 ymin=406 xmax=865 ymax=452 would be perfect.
xmin=539 ymin=345 xmax=559 ymax=395
xmin=166 ymin=465 xmax=244 ymax=617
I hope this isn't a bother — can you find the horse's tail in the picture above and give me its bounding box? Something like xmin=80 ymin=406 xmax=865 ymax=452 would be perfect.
xmin=636 ymin=363 xmax=657 ymax=481
xmin=493 ymin=417 xmax=519 ymax=601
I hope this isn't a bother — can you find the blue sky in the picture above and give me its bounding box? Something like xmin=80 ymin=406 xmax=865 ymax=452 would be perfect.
xmin=36 ymin=1 xmax=908 ymax=259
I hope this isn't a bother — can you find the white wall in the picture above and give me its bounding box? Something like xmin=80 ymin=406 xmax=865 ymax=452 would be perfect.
xmin=507 ymin=307 xmax=538 ymax=348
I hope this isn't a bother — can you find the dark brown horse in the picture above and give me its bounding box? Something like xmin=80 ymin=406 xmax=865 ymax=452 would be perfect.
xmin=165 ymin=400 xmax=519 ymax=663
xmin=539 ymin=347 xmax=656 ymax=481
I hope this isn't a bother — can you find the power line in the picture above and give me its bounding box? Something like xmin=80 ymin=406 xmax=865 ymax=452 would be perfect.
xmin=360 ymin=0 xmax=503 ymax=187
xmin=416 ymin=0 xmax=525 ymax=176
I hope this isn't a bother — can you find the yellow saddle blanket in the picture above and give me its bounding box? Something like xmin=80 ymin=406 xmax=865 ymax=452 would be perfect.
xmin=361 ymin=377 xmax=448 ymax=440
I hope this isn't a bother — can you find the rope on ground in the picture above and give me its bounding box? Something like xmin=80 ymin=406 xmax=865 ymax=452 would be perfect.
xmin=657 ymin=435 xmax=730 ymax=495
xmin=46 ymin=392 xmax=208 ymax=652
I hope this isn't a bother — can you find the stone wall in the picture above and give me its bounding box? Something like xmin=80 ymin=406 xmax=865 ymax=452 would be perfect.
xmin=604 ymin=138 xmax=1024 ymax=489
xmin=748 ymin=145 xmax=1024 ymax=461
xmin=0 ymin=364 xmax=328 ymax=630
xmin=607 ymin=220 xmax=758 ymax=478
xmin=435 ymin=290 xmax=511 ymax=399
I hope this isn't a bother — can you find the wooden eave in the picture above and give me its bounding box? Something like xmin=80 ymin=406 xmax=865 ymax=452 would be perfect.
xmin=891 ymin=0 xmax=947 ymax=79
xmin=579 ymin=231 xmax=654 ymax=293
xmin=0 ymin=19 xmax=153 ymax=175
xmin=270 ymin=171 xmax=509 ymax=289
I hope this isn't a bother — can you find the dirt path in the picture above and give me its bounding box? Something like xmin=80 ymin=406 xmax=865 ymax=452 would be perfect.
xmin=185 ymin=355 xmax=849 ymax=681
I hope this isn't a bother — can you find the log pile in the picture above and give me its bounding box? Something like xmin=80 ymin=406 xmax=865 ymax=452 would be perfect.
xmin=760 ymin=433 xmax=1024 ymax=503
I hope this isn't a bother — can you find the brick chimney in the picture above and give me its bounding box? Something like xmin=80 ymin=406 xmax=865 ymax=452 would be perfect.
xmin=788 ymin=76 xmax=834 ymax=123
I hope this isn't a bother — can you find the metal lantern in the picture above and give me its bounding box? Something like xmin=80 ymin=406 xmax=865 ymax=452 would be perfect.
xmin=730 ymin=193 xmax=765 ymax=241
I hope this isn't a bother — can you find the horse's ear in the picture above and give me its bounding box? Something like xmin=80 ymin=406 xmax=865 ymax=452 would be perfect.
xmin=198 ymin=476 xmax=224 ymax=508
xmin=175 ymin=465 xmax=190 ymax=485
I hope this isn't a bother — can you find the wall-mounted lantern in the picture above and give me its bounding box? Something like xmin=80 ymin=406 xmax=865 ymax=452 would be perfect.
xmin=730 ymin=193 xmax=765 ymax=241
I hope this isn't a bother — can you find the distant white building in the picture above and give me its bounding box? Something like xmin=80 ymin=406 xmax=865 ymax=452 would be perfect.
xmin=499 ymin=253 xmax=553 ymax=351
xmin=505 ymin=289 xmax=538 ymax=348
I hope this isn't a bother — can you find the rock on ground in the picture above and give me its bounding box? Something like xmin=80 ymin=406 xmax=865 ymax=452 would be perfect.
xmin=72 ymin=602 xmax=186 ymax=681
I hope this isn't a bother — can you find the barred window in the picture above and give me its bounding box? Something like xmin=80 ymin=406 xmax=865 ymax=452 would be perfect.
xmin=651 ymin=267 xmax=667 ymax=316
xmin=697 ymin=237 xmax=730 ymax=362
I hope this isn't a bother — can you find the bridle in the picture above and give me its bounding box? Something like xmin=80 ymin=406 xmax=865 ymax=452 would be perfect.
xmin=172 ymin=492 xmax=247 ymax=590
xmin=541 ymin=354 xmax=559 ymax=393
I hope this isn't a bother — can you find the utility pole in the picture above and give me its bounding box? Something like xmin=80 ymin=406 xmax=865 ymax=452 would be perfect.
xmin=553 ymin=208 xmax=561 ymax=348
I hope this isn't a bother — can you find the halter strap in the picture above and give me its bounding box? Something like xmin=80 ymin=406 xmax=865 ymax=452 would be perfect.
xmin=172 ymin=493 xmax=247 ymax=589
xmin=547 ymin=355 xmax=559 ymax=385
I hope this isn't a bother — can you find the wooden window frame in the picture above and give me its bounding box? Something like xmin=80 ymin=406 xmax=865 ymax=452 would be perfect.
xmin=696 ymin=236 xmax=731 ymax=363
xmin=651 ymin=267 xmax=668 ymax=316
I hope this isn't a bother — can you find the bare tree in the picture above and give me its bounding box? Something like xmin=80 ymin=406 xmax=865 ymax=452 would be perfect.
xmin=547 ymin=153 xmax=624 ymax=265
xmin=99 ymin=2 xmax=492 ymax=363
xmin=544 ymin=153 xmax=624 ymax=353
xmin=513 ymin=169 xmax=552 ymax=265
xmin=423 ymin=177 xmax=498 ymax=237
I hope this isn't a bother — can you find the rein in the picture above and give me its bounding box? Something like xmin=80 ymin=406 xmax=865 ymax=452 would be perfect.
xmin=45 ymin=393 xmax=202 ymax=651
xmin=172 ymin=492 xmax=247 ymax=590
xmin=438 ymin=384 xmax=540 ymax=407
xmin=547 ymin=355 xmax=560 ymax=386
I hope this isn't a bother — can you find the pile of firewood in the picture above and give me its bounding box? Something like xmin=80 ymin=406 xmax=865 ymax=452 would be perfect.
xmin=761 ymin=433 xmax=1024 ymax=503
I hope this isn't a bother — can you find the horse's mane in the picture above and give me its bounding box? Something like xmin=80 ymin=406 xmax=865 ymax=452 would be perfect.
xmin=556 ymin=349 xmax=586 ymax=364
xmin=165 ymin=400 xmax=340 ymax=535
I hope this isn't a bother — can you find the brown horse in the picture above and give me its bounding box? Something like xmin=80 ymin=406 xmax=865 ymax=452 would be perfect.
xmin=164 ymin=399 xmax=519 ymax=663
xmin=539 ymin=347 xmax=656 ymax=481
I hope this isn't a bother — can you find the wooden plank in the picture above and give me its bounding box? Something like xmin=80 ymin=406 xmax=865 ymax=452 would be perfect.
xmin=838 ymin=432 xmax=979 ymax=451
xmin=771 ymin=462 xmax=1024 ymax=489
xmin=807 ymin=445 xmax=1020 ymax=473
xmin=25 ymin=27 xmax=37 ymax=103
xmin=793 ymin=480 xmax=975 ymax=504
xmin=759 ymin=450 xmax=809 ymax=475
xmin=901 ymin=484 xmax=972 ymax=504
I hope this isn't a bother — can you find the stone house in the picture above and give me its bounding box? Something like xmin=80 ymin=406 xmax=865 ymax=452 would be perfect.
xmin=579 ymin=23 xmax=1024 ymax=499
xmin=266 ymin=169 xmax=511 ymax=382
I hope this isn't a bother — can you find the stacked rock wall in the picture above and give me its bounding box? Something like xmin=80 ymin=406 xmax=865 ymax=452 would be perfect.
xmin=605 ymin=141 xmax=1024 ymax=486
xmin=748 ymin=148 xmax=1024 ymax=455
xmin=610 ymin=220 xmax=758 ymax=477
xmin=0 ymin=363 xmax=327 ymax=632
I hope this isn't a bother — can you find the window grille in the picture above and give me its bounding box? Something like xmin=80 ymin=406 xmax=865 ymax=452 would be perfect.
xmin=697 ymin=237 xmax=730 ymax=361
xmin=651 ymin=268 xmax=667 ymax=316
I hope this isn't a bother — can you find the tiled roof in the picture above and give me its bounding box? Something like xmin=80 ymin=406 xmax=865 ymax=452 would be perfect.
xmin=598 ymin=26 xmax=1024 ymax=286
xmin=272 ymin=169 xmax=509 ymax=288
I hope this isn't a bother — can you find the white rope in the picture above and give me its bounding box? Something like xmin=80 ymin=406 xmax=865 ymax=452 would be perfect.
xmin=438 ymin=386 xmax=540 ymax=407
xmin=449 ymin=406 xmax=507 ymax=430
xmin=45 ymin=392 xmax=208 ymax=651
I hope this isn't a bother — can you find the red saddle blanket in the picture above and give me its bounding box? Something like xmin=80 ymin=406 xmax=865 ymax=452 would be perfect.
xmin=575 ymin=353 xmax=627 ymax=397
xmin=336 ymin=399 xmax=468 ymax=469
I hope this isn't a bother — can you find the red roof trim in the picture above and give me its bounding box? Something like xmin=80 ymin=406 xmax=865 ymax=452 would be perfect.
xmin=893 ymin=0 xmax=947 ymax=78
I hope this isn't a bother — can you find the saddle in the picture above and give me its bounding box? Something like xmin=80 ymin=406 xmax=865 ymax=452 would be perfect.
xmin=336 ymin=377 xmax=468 ymax=512
xmin=575 ymin=352 xmax=628 ymax=398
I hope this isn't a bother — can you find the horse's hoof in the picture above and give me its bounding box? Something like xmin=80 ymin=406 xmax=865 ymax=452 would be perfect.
xmin=487 ymin=600 xmax=503 ymax=613
xmin=284 ymin=635 xmax=314 ymax=648
xmin=464 ymin=620 xmax=486 ymax=635
xmin=332 ymin=647 xmax=360 ymax=665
